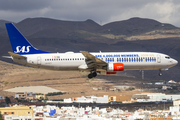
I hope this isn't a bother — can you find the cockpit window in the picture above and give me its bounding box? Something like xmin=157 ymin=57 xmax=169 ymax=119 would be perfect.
xmin=165 ymin=56 xmax=170 ymax=59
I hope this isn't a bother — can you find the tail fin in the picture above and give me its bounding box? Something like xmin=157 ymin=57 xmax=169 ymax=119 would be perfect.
xmin=5 ymin=23 xmax=49 ymax=55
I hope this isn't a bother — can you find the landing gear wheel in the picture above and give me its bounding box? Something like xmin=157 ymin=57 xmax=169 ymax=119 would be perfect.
xmin=159 ymin=69 xmax=162 ymax=76
xmin=88 ymin=72 xmax=97 ymax=79
xmin=159 ymin=73 xmax=162 ymax=76
xmin=92 ymin=72 xmax=97 ymax=77
xmin=88 ymin=74 xmax=93 ymax=79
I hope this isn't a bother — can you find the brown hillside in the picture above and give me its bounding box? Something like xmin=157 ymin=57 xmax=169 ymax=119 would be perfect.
xmin=16 ymin=18 xmax=101 ymax=38
xmin=12 ymin=17 xmax=179 ymax=42
xmin=0 ymin=60 xmax=147 ymax=99
xmin=100 ymin=17 xmax=177 ymax=36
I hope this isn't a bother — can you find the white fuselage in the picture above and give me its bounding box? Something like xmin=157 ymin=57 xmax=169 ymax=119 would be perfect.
xmin=12 ymin=52 xmax=178 ymax=72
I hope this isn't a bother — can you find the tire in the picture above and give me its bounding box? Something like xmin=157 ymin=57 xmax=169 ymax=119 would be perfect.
xmin=92 ymin=72 xmax=97 ymax=77
xmin=159 ymin=73 xmax=162 ymax=76
xmin=88 ymin=74 xmax=93 ymax=79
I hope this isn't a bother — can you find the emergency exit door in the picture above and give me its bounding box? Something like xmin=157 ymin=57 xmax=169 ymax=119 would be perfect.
xmin=37 ymin=56 xmax=41 ymax=65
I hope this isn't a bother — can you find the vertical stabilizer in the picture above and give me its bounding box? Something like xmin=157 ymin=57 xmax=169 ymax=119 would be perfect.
xmin=5 ymin=23 xmax=49 ymax=55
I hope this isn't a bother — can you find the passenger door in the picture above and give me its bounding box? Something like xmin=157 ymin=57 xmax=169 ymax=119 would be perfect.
xmin=37 ymin=56 xmax=41 ymax=65
xmin=157 ymin=55 xmax=161 ymax=63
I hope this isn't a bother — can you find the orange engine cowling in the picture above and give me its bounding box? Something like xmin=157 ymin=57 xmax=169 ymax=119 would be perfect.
xmin=107 ymin=63 xmax=124 ymax=72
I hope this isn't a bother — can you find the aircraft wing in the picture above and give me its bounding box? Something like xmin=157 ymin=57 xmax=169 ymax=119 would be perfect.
xmin=8 ymin=52 xmax=27 ymax=59
xmin=80 ymin=51 xmax=107 ymax=69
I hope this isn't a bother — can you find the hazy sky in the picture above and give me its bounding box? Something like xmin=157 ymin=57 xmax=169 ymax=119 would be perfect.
xmin=1 ymin=0 xmax=180 ymax=26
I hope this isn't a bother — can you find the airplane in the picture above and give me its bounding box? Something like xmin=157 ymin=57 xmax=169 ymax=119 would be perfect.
xmin=5 ymin=23 xmax=178 ymax=79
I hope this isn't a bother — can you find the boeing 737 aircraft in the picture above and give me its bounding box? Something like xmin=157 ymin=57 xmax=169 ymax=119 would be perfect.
xmin=5 ymin=23 xmax=178 ymax=78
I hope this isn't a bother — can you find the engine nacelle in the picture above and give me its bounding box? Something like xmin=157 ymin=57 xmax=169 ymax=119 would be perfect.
xmin=107 ymin=63 xmax=124 ymax=72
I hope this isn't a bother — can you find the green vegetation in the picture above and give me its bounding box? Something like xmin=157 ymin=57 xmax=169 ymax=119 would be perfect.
xmin=5 ymin=97 xmax=11 ymax=104
xmin=15 ymin=98 xmax=28 ymax=102
xmin=101 ymin=34 xmax=126 ymax=39
xmin=126 ymin=87 xmax=135 ymax=91
xmin=35 ymin=93 xmax=44 ymax=95
xmin=0 ymin=112 xmax=3 ymax=120
xmin=3 ymin=81 xmax=9 ymax=85
xmin=46 ymin=92 xmax=64 ymax=96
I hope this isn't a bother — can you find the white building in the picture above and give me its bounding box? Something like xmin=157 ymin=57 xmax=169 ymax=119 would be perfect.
xmin=168 ymin=80 xmax=177 ymax=84
xmin=155 ymin=82 xmax=164 ymax=85
xmin=64 ymin=95 xmax=108 ymax=103
xmin=133 ymin=93 xmax=180 ymax=102
xmin=64 ymin=98 xmax=72 ymax=103
xmin=4 ymin=115 xmax=33 ymax=120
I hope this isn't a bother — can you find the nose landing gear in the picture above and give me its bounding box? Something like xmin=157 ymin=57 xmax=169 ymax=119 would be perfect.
xmin=159 ymin=69 xmax=162 ymax=76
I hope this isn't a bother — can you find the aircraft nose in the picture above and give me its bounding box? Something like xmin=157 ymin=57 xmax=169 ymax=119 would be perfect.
xmin=174 ymin=59 xmax=178 ymax=65
xmin=172 ymin=59 xmax=178 ymax=65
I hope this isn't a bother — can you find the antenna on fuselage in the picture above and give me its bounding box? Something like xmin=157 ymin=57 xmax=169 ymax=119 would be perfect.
xmin=142 ymin=70 xmax=144 ymax=80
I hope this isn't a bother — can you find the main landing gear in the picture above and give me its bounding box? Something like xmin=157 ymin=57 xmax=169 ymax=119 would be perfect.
xmin=88 ymin=71 xmax=97 ymax=79
xmin=159 ymin=69 xmax=162 ymax=76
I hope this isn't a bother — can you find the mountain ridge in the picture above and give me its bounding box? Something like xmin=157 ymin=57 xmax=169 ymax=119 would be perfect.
xmin=12 ymin=17 xmax=179 ymax=40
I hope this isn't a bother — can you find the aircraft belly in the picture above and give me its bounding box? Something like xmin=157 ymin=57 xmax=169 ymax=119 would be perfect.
xmin=124 ymin=62 xmax=173 ymax=70
xmin=124 ymin=63 xmax=160 ymax=70
xmin=40 ymin=61 xmax=82 ymax=70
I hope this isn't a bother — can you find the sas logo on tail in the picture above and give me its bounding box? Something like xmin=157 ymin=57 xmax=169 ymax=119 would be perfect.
xmin=14 ymin=46 xmax=31 ymax=53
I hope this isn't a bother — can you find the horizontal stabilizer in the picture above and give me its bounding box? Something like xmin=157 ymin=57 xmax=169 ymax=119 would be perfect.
xmin=2 ymin=56 xmax=12 ymax=58
xmin=8 ymin=52 xmax=26 ymax=59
